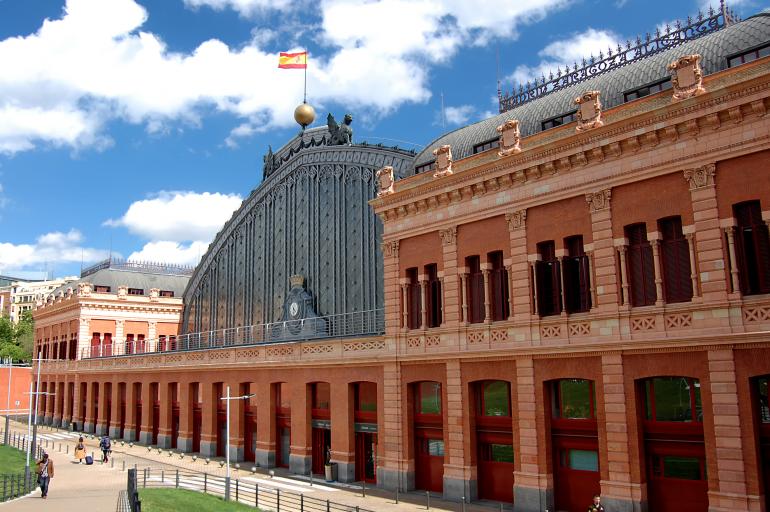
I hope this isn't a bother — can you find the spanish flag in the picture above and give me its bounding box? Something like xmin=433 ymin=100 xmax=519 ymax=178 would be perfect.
xmin=278 ymin=51 xmax=307 ymax=69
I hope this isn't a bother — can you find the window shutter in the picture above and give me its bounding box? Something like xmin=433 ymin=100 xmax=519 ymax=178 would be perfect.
xmin=626 ymin=224 xmax=656 ymax=306
xmin=660 ymin=217 xmax=693 ymax=303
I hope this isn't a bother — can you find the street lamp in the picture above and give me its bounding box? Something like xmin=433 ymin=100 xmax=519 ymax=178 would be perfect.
xmin=26 ymin=354 xmax=56 ymax=477
xmin=219 ymin=386 xmax=255 ymax=501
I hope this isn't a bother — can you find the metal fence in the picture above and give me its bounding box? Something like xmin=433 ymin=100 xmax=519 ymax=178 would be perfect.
xmin=128 ymin=466 xmax=376 ymax=512
xmin=0 ymin=430 xmax=43 ymax=503
xmin=81 ymin=308 xmax=385 ymax=359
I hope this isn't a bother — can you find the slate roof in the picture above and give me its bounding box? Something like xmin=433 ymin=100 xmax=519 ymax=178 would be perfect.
xmin=412 ymin=11 xmax=770 ymax=169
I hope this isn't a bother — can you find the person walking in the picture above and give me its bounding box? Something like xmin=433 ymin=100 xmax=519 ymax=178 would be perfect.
xmin=588 ymin=494 xmax=605 ymax=512
xmin=36 ymin=453 xmax=54 ymax=499
xmin=99 ymin=435 xmax=111 ymax=463
xmin=74 ymin=437 xmax=86 ymax=464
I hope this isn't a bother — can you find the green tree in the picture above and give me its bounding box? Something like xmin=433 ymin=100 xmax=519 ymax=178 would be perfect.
xmin=0 ymin=311 xmax=33 ymax=362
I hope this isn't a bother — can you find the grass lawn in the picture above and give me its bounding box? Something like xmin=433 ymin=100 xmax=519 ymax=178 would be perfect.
xmin=139 ymin=488 xmax=264 ymax=511
xmin=0 ymin=444 xmax=28 ymax=474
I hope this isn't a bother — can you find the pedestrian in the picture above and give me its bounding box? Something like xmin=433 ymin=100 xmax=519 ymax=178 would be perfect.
xmin=99 ymin=435 xmax=111 ymax=463
xmin=588 ymin=494 xmax=605 ymax=512
xmin=36 ymin=452 xmax=54 ymax=499
xmin=74 ymin=437 xmax=86 ymax=464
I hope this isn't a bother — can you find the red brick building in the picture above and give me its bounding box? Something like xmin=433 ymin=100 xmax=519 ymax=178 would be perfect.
xmin=33 ymin=7 xmax=770 ymax=512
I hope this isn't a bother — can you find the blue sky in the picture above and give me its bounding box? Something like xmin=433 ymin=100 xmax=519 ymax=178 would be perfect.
xmin=0 ymin=0 xmax=761 ymax=279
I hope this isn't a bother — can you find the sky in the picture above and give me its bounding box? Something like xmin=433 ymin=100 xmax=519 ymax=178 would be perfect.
xmin=0 ymin=0 xmax=761 ymax=279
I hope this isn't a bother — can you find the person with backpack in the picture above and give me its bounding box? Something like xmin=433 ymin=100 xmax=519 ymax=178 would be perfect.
xmin=74 ymin=437 xmax=86 ymax=464
xmin=36 ymin=453 xmax=54 ymax=499
xmin=99 ymin=435 xmax=111 ymax=463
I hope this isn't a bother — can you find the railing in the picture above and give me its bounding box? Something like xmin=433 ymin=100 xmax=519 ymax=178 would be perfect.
xmin=498 ymin=0 xmax=738 ymax=113
xmin=80 ymin=309 xmax=385 ymax=359
xmin=128 ymin=466 xmax=376 ymax=512
xmin=0 ymin=430 xmax=43 ymax=503
xmin=81 ymin=257 xmax=194 ymax=278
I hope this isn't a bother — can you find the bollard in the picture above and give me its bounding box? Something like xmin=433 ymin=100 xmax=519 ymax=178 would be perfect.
xmin=362 ymin=478 xmax=366 ymax=497
xmin=161 ymin=469 xmax=164 ymax=483
xmin=310 ymin=470 xmax=313 ymax=487
xmin=255 ymin=482 xmax=258 ymax=507
xmin=235 ymin=479 xmax=239 ymax=502
xmin=143 ymin=468 xmax=147 ymax=488
xmin=66 ymin=445 xmax=69 ymax=454
xmin=396 ymin=485 xmax=399 ymax=504
xmin=500 ymin=503 xmax=504 ymax=512
xmin=326 ymin=499 xmax=330 ymax=512
xmin=176 ymin=469 xmax=179 ymax=489
xmin=301 ymin=494 xmax=304 ymax=512
xmin=277 ymin=488 xmax=280 ymax=511
xmin=462 ymin=496 xmax=467 ymax=512
xmin=204 ymin=473 xmax=207 ymax=494
xmin=426 ymin=490 xmax=430 ymax=510
xmin=122 ymin=460 xmax=125 ymax=471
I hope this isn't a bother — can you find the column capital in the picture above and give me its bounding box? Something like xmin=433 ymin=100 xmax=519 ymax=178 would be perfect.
xmin=381 ymin=239 xmax=399 ymax=258
xmin=586 ymin=188 xmax=611 ymax=212
xmin=505 ymin=209 xmax=527 ymax=230
xmin=683 ymin=163 xmax=716 ymax=190
xmin=439 ymin=226 xmax=457 ymax=245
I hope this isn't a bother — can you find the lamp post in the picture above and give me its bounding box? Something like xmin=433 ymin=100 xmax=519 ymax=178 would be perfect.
xmin=220 ymin=386 xmax=255 ymax=501
xmin=4 ymin=356 xmax=12 ymax=445
xmin=26 ymin=355 xmax=55 ymax=474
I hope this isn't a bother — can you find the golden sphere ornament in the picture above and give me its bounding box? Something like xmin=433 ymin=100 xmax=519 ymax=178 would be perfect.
xmin=294 ymin=103 xmax=316 ymax=129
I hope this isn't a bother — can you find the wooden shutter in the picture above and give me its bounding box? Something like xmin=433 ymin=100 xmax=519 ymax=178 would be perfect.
xmin=660 ymin=217 xmax=693 ymax=303
xmin=735 ymin=201 xmax=770 ymax=295
xmin=489 ymin=251 xmax=509 ymax=321
xmin=564 ymin=236 xmax=591 ymax=313
xmin=467 ymin=256 xmax=485 ymax=323
xmin=425 ymin=264 xmax=442 ymax=328
xmin=537 ymin=241 xmax=561 ymax=316
xmin=626 ymin=224 xmax=656 ymax=306
xmin=406 ymin=268 xmax=421 ymax=329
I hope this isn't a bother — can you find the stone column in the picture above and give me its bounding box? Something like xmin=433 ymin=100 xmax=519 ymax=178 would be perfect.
xmin=586 ymin=189 xmax=618 ymax=312
xmin=289 ymin=381 xmax=311 ymax=475
xmin=378 ymin=362 xmax=407 ymax=491
xmin=52 ymin=380 xmax=61 ymax=426
xmin=109 ymin=383 xmax=121 ymax=439
xmin=200 ymin=383 xmax=217 ymax=456
xmin=84 ymin=382 xmax=96 ymax=433
xmin=506 ymin=210 xmax=530 ymax=321
xmin=382 ymin=240 xmax=401 ymax=334
xmin=514 ymin=358 xmax=548 ymax=512
xmin=481 ymin=265 xmax=492 ymax=324
xmin=123 ymin=383 xmax=137 ymax=442
xmin=255 ymin=382 xmax=276 ymax=468
xmin=72 ymin=380 xmax=84 ymax=431
xmin=157 ymin=382 xmax=174 ymax=448
xmin=148 ymin=321 xmax=157 ymax=350
xmin=400 ymin=282 xmax=409 ymax=330
xmin=722 ymin=223 xmax=741 ymax=295
xmin=62 ymin=378 xmax=72 ymax=429
xmin=649 ymin=235 xmax=664 ymax=306
xmin=684 ymin=229 xmax=700 ymax=298
xmin=586 ymin=247 xmax=598 ymax=309
xmin=600 ymin=354 xmax=638 ymax=512
xmin=528 ymin=259 xmax=539 ymax=316
xmin=707 ymin=349 xmax=751 ymax=512
xmin=115 ymin=320 xmax=125 ymax=356
xmin=96 ymin=382 xmax=109 ymax=436
xmin=440 ymin=227 xmax=460 ymax=326
xmin=176 ymin=382 xmax=193 ymax=452
xmin=616 ymin=242 xmax=630 ymax=307
xmin=506 ymin=263 xmax=515 ymax=320
xmin=684 ymin=164 xmax=729 ymax=301
xmin=139 ymin=382 xmax=154 ymax=445
xmin=443 ymin=359 xmax=474 ymax=501
xmin=459 ymin=272 xmax=469 ymax=325
xmin=556 ymin=251 xmax=568 ymax=317
xmin=330 ymin=382 xmax=356 ymax=482
xmin=228 ymin=381 xmax=245 ymax=462
xmin=419 ymin=276 xmax=428 ymax=330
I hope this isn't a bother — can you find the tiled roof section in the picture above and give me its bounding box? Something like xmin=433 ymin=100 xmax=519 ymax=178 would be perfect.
xmin=412 ymin=12 xmax=770 ymax=169
xmin=50 ymin=268 xmax=189 ymax=297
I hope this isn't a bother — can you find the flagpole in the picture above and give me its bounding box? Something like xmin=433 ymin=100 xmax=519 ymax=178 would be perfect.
xmin=303 ymin=49 xmax=308 ymax=103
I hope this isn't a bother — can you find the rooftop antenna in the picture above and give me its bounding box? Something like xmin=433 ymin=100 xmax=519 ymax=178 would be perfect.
xmin=496 ymin=44 xmax=502 ymax=102
xmin=440 ymin=91 xmax=446 ymax=131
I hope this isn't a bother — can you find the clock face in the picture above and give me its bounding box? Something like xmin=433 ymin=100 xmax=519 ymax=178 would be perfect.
xmin=289 ymin=301 xmax=300 ymax=318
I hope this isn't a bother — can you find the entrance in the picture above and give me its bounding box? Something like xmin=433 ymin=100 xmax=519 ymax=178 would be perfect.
xmin=642 ymin=377 xmax=707 ymax=512
xmin=217 ymin=409 xmax=227 ymax=457
xmin=413 ymin=382 xmax=444 ymax=493
xmin=245 ymin=410 xmax=257 ymax=462
xmin=171 ymin=403 xmax=180 ymax=449
xmin=152 ymin=401 xmax=160 ymax=445
xmin=550 ymin=379 xmax=599 ymax=512
xmin=756 ymin=377 xmax=770 ymax=512
xmin=312 ymin=428 xmax=331 ymax=475
xmin=476 ymin=381 xmax=514 ymax=503
xmin=276 ymin=383 xmax=291 ymax=468
xmin=192 ymin=406 xmax=202 ymax=452
xmin=134 ymin=400 xmax=142 ymax=442
xmin=355 ymin=432 xmax=377 ymax=483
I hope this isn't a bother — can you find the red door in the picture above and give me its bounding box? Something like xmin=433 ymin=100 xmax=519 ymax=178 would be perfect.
xmin=244 ymin=411 xmax=256 ymax=462
xmin=216 ymin=409 xmax=227 ymax=457
xmin=192 ymin=406 xmax=202 ymax=452
xmin=762 ymin=427 xmax=770 ymax=512
xmin=134 ymin=402 xmax=142 ymax=442
xmin=355 ymin=432 xmax=377 ymax=483
xmin=553 ymin=435 xmax=600 ymax=512
xmin=171 ymin=404 xmax=179 ymax=449
xmin=646 ymin=441 xmax=707 ymax=512
xmin=477 ymin=432 xmax=514 ymax=503
xmin=119 ymin=401 xmax=126 ymax=439
xmin=276 ymin=415 xmax=291 ymax=468
xmin=152 ymin=402 xmax=160 ymax=445
xmin=415 ymin=428 xmax=444 ymax=493
xmin=312 ymin=428 xmax=330 ymax=475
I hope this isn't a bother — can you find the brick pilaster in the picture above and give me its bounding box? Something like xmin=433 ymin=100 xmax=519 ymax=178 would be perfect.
xmin=440 ymin=227 xmax=460 ymax=326
xmin=84 ymin=381 xmax=96 ymax=433
xmin=96 ymin=381 xmax=109 ymax=435
xmin=62 ymin=378 xmax=72 ymax=426
xmin=600 ymin=354 xmax=639 ymax=510
xmin=124 ymin=383 xmax=137 ymax=441
xmin=200 ymin=382 xmax=217 ymax=455
xmin=506 ymin=210 xmax=531 ymax=320
xmin=289 ymin=380 xmax=311 ymax=475
xmin=443 ymin=359 xmax=472 ymax=500
xmin=330 ymin=382 xmax=356 ymax=482
xmin=587 ymin=189 xmax=619 ymax=311
xmin=514 ymin=357 xmax=547 ymax=511
xmin=379 ymin=361 xmax=407 ymax=490
xmin=383 ymin=240 xmax=401 ymax=334
xmin=255 ymin=382 xmax=276 ymax=468
xmin=157 ymin=382 xmax=174 ymax=448
xmin=109 ymin=381 xmax=121 ymax=438
xmin=685 ymin=164 xmax=729 ymax=301
xmin=176 ymin=382 xmax=193 ymax=450
xmin=707 ymin=349 xmax=751 ymax=512
xmin=139 ymin=382 xmax=155 ymax=445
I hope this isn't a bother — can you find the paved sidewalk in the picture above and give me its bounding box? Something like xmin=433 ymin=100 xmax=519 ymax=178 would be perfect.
xmin=0 ymin=450 xmax=125 ymax=511
xmin=3 ymin=418 xmax=512 ymax=511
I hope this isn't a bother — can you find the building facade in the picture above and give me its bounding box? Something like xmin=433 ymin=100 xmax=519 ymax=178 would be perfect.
xmin=31 ymin=7 xmax=770 ymax=512
xmin=9 ymin=277 xmax=78 ymax=324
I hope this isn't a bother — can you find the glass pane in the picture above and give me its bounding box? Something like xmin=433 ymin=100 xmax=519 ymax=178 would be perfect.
xmin=427 ymin=439 xmax=444 ymax=457
xmin=569 ymin=449 xmax=599 ymax=472
xmin=759 ymin=377 xmax=770 ymax=423
xmin=489 ymin=444 xmax=514 ymax=463
xmin=483 ymin=381 xmax=510 ymax=416
xmin=651 ymin=377 xmax=700 ymax=422
xmin=419 ymin=382 xmax=441 ymax=414
xmin=559 ymin=380 xmax=592 ymax=419
xmin=663 ymin=456 xmax=702 ymax=480
xmin=358 ymin=382 xmax=377 ymax=412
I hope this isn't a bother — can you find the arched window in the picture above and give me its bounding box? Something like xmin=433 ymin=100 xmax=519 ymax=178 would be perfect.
xmin=643 ymin=377 xmax=702 ymax=423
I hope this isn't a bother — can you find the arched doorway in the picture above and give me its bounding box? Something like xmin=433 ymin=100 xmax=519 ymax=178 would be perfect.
xmin=354 ymin=382 xmax=378 ymax=484
xmin=413 ymin=381 xmax=444 ymax=493
xmin=474 ymin=380 xmax=514 ymax=503
xmin=311 ymin=382 xmax=331 ymax=476
xmin=276 ymin=383 xmax=291 ymax=468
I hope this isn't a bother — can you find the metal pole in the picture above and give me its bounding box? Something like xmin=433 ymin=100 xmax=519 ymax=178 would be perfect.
xmin=225 ymin=385 xmax=231 ymax=501
xmin=4 ymin=357 xmax=11 ymax=446
xmin=426 ymin=490 xmax=430 ymax=510
xmin=25 ymin=382 xmax=33 ymax=471
xmin=31 ymin=354 xmax=42 ymax=460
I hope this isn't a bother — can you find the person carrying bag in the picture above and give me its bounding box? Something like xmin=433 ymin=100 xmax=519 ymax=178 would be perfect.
xmin=74 ymin=437 xmax=86 ymax=464
xmin=36 ymin=453 xmax=54 ymax=499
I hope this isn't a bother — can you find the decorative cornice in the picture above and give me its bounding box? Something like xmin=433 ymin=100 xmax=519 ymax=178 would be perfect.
xmin=586 ymin=189 xmax=612 ymax=212
xmin=683 ymin=163 xmax=716 ymax=190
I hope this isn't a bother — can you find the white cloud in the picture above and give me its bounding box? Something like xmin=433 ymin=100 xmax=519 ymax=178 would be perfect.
xmin=104 ymin=191 xmax=243 ymax=243
xmin=126 ymin=240 xmax=210 ymax=266
xmin=506 ymin=28 xmax=622 ymax=86
xmin=0 ymin=0 xmax=574 ymax=154
xmin=437 ymin=105 xmax=475 ymax=127
xmin=0 ymin=229 xmax=111 ymax=272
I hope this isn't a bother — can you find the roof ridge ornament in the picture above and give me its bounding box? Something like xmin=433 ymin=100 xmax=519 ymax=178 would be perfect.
xmin=498 ymin=0 xmax=735 ymax=113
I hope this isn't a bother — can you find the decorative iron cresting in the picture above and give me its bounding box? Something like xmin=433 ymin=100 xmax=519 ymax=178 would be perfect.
xmin=498 ymin=1 xmax=739 ymax=113
xmin=81 ymin=257 xmax=194 ymax=278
